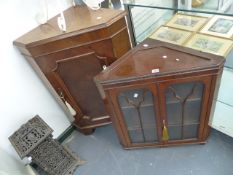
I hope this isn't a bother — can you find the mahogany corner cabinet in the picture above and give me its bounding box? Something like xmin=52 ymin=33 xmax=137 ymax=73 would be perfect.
xmin=95 ymin=39 xmax=224 ymax=149
xmin=13 ymin=6 xmax=131 ymax=134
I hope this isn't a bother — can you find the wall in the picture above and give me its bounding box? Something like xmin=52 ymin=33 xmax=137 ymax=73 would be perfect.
xmin=0 ymin=148 xmax=38 ymax=175
xmin=0 ymin=0 xmax=73 ymax=173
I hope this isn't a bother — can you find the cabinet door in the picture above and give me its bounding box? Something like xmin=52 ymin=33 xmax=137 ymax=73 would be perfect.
xmin=111 ymin=84 xmax=161 ymax=147
xmin=51 ymin=52 xmax=108 ymax=126
xmin=159 ymin=76 xmax=212 ymax=143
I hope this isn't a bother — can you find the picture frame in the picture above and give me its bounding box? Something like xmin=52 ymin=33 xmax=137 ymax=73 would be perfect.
xmin=200 ymin=15 xmax=233 ymax=38
xmin=150 ymin=26 xmax=192 ymax=45
xmin=185 ymin=33 xmax=233 ymax=57
xmin=165 ymin=13 xmax=208 ymax=32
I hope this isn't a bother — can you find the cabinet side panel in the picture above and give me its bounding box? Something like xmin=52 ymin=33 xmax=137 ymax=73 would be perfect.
xmin=202 ymin=74 xmax=219 ymax=140
xmin=208 ymin=69 xmax=223 ymax=125
xmin=111 ymin=28 xmax=131 ymax=58
xmin=109 ymin=18 xmax=128 ymax=36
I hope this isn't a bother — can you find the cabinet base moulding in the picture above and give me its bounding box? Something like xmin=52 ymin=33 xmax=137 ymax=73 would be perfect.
xmin=123 ymin=141 xmax=208 ymax=150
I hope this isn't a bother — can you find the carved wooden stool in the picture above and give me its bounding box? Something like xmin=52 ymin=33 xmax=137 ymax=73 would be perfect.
xmin=9 ymin=115 xmax=80 ymax=175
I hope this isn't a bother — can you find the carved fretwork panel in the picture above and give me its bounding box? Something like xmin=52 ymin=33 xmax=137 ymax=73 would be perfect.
xmin=9 ymin=116 xmax=81 ymax=175
xmin=30 ymin=137 xmax=80 ymax=175
xmin=8 ymin=115 xmax=53 ymax=159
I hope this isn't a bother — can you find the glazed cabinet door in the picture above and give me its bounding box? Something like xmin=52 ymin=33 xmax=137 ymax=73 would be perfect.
xmin=158 ymin=76 xmax=212 ymax=144
xmin=110 ymin=84 xmax=161 ymax=148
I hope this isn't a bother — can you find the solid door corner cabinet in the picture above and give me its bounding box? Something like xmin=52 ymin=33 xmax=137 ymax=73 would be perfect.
xmin=13 ymin=6 xmax=131 ymax=134
xmin=95 ymin=39 xmax=224 ymax=148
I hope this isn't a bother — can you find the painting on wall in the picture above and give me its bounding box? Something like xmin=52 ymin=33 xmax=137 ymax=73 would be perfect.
xmin=185 ymin=33 xmax=233 ymax=56
xmin=150 ymin=26 xmax=192 ymax=45
xmin=166 ymin=13 xmax=208 ymax=31
xmin=200 ymin=15 xmax=233 ymax=38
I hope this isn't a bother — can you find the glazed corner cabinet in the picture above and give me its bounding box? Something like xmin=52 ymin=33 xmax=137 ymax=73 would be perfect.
xmin=95 ymin=39 xmax=224 ymax=149
xmin=13 ymin=6 xmax=131 ymax=134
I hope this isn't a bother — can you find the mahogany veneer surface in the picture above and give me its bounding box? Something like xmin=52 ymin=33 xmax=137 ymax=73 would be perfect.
xmin=95 ymin=39 xmax=224 ymax=148
xmin=14 ymin=6 xmax=131 ymax=134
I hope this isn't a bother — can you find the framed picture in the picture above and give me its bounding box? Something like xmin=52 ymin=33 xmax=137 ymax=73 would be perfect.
xmin=200 ymin=15 xmax=233 ymax=38
xmin=150 ymin=26 xmax=192 ymax=45
xmin=166 ymin=13 xmax=208 ymax=32
xmin=185 ymin=33 xmax=233 ymax=56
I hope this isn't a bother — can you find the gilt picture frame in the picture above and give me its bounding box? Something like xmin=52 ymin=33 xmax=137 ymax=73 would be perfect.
xmin=166 ymin=13 xmax=208 ymax=32
xmin=185 ymin=33 xmax=233 ymax=56
xmin=200 ymin=15 xmax=233 ymax=38
xmin=150 ymin=26 xmax=192 ymax=45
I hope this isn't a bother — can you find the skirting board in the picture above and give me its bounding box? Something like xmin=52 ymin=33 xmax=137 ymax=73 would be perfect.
xmin=57 ymin=124 xmax=76 ymax=143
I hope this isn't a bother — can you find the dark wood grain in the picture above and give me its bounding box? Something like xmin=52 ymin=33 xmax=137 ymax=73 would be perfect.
xmin=13 ymin=6 xmax=131 ymax=134
xmin=96 ymin=39 xmax=224 ymax=85
xmin=95 ymin=39 xmax=224 ymax=148
xmin=14 ymin=6 xmax=127 ymax=47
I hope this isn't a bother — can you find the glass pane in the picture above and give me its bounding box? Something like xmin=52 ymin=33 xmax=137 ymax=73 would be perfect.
xmin=165 ymin=81 xmax=204 ymax=140
xmin=124 ymin=0 xmax=233 ymax=16
xmin=168 ymin=126 xmax=182 ymax=140
xmin=144 ymin=127 xmax=157 ymax=142
xmin=118 ymin=89 xmax=157 ymax=143
xmin=125 ymin=3 xmax=233 ymax=65
xmin=130 ymin=7 xmax=174 ymax=43
xmin=183 ymin=124 xmax=199 ymax=139
xmin=128 ymin=130 xmax=144 ymax=143
xmin=121 ymin=108 xmax=139 ymax=128
xmin=167 ymin=103 xmax=182 ymax=125
xmin=166 ymin=82 xmax=203 ymax=102
xmin=168 ymin=124 xmax=199 ymax=140
xmin=184 ymin=100 xmax=202 ymax=124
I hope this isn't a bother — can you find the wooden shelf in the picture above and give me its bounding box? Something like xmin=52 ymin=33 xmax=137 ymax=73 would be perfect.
xmin=120 ymin=103 xmax=154 ymax=109
xmin=166 ymin=97 xmax=201 ymax=105
xmin=120 ymin=97 xmax=202 ymax=109
xmin=168 ymin=122 xmax=199 ymax=127
xmin=127 ymin=124 xmax=156 ymax=131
